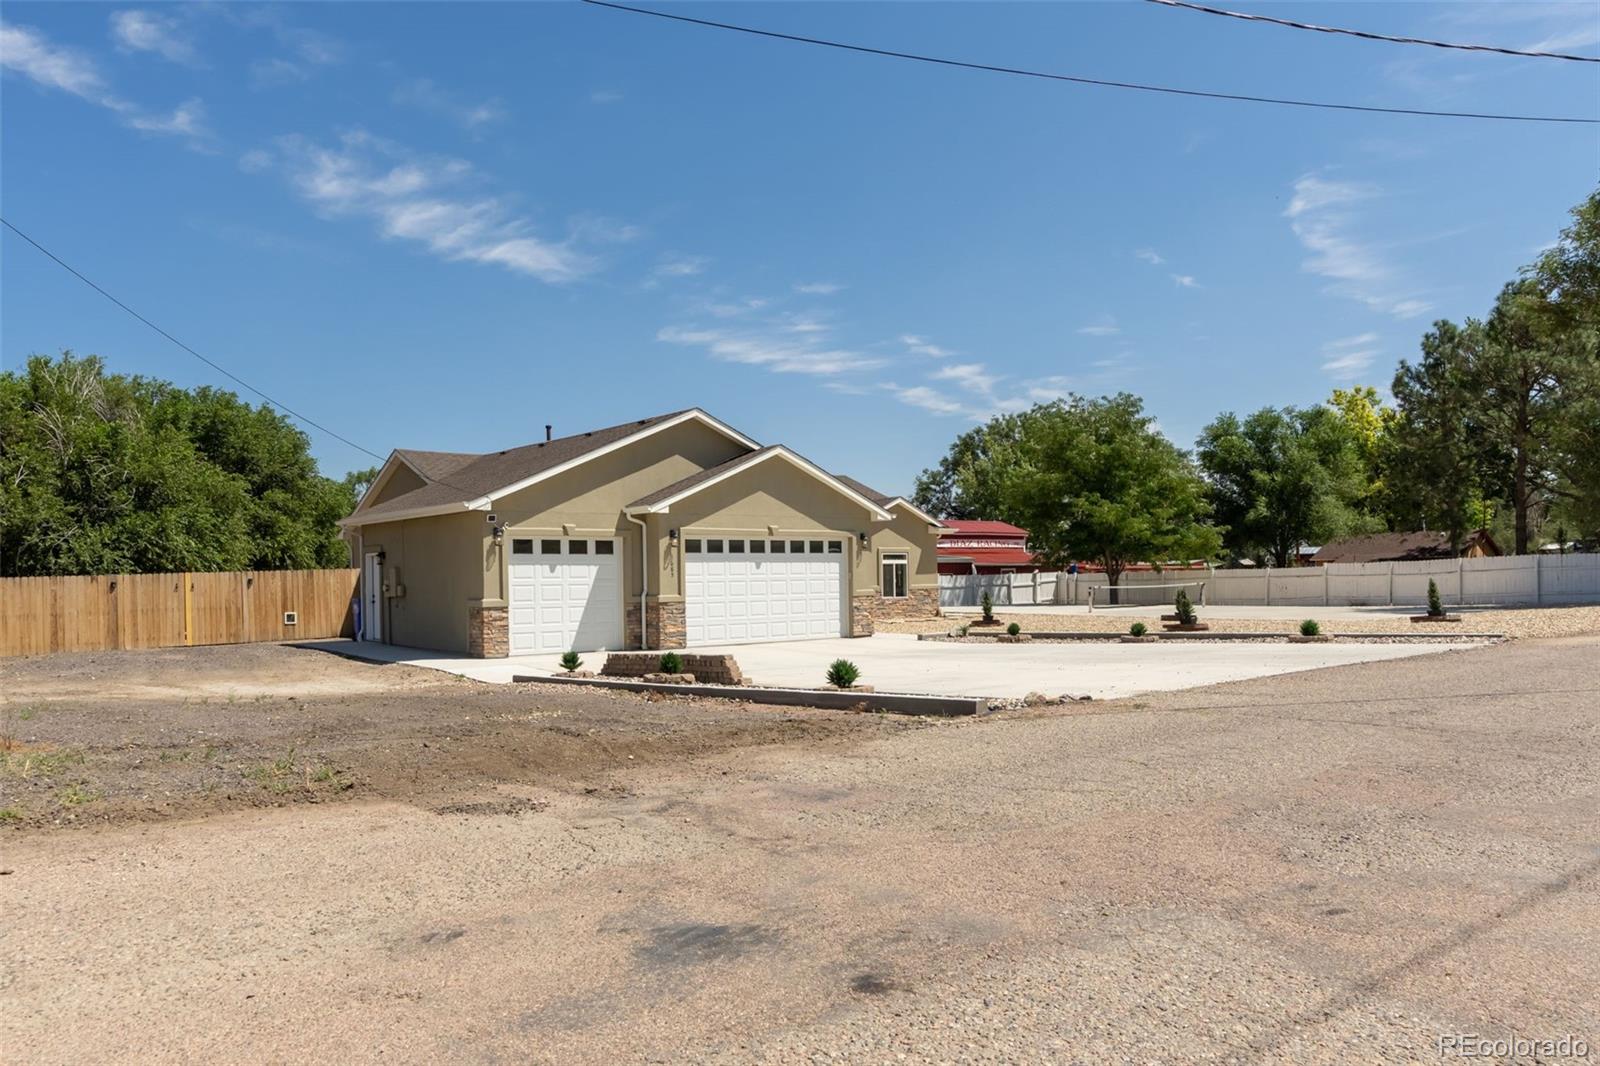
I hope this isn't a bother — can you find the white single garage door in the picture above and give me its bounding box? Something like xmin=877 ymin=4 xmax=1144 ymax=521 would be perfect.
xmin=684 ymin=535 xmax=847 ymax=646
xmin=508 ymin=537 xmax=622 ymax=654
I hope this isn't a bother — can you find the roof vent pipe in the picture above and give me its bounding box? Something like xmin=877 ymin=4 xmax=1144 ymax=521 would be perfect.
xmin=545 ymin=425 xmax=552 ymax=442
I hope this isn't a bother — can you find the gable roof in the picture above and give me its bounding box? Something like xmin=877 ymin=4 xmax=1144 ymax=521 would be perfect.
xmin=832 ymin=474 xmax=946 ymax=527
xmin=341 ymin=409 xmax=758 ymax=526
xmin=625 ymin=446 xmax=893 ymax=520
xmin=1311 ymin=529 xmax=1500 ymax=564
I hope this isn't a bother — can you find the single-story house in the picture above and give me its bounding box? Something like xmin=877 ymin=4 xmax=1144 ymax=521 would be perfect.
xmin=1310 ymin=529 xmax=1502 ymax=565
xmin=936 ymin=521 xmax=1041 ymax=575
xmin=339 ymin=409 xmax=944 ymax=657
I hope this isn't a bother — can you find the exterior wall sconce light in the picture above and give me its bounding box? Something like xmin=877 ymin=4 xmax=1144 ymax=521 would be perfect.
xmin=492 ymin=525 xmax=504 ymax=542
xmin=858 ymin=531 xmax=869 ymax=548
xmin=669 ymin=528 xmax=680 ymax=541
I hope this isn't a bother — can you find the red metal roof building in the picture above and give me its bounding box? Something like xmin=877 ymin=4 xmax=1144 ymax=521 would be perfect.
xmin=936 ymin=520 xmax=1041 ymax=574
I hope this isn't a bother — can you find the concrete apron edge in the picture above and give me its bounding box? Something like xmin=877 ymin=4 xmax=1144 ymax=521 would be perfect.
xmin=513 ymin=674 xmax=984 ymax=716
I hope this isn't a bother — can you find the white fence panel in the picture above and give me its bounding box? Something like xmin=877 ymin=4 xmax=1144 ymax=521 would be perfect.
xmin=938 ymin=574 xmax=1013 ymax=608
xmin=1460 ymin=555 xmax=1537 ymax=604
xmin=1391 ymin=558 xmax=1464 ymax=606
xmin=1537 ymin=553 xmax=1600 ymax=603
xmin=1326 ymin=561 xmax=1394 ymax=606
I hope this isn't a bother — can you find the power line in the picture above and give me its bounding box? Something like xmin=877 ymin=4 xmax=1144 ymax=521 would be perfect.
xmin=1144 ymin=0 xmax=1600 ymax=64
xmin=1 ymin=216 xmax=389 ymax=464
xmin=580 ymin=0 xmax=1598 ymax=125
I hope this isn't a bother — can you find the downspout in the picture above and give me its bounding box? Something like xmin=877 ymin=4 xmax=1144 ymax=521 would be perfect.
xmin=627 ymin=513 xmax=650 ymax=650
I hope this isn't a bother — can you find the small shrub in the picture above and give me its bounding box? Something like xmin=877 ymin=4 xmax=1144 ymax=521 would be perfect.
xmin=980 ymin=591 xmax=994 ymax=622
xmin=658 ymin=651 xmax=683 ymax=674
xmin=1174 ymin=589 xmax=1198 ymax=626
xmin=559 ymin=651 xmax=583 ymax=672
xmin=1299 ymin=619 xmax=1321 ymax=637
xmin=956 ymin=623 xmax=970 ymax=637
xmin=1427 ymin=578 xmax=1444 ymax=617
xmin=1006 ymin=622 xmax=1021 ymax=636
xmin=826 ymin=658 xmax=861 ymax=689
xmin=1129 ymin=621 xmax=1148 ymax=637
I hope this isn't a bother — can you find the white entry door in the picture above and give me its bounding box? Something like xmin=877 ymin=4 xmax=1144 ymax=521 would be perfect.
xmin=361 ymin=552 xmax=383 ymax=642
xmin=508 ymin=537 xmax=622 ymax=654
xmin=684 ymin=536 xmax=847 ymax=646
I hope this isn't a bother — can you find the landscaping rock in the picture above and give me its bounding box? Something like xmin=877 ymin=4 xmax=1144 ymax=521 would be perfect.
xmin=1287 ymin=635 xmax=1330 ymax=643
xmin=562 ymin=669 xmax=597 ymax=678
xmin=995 ymin=633 xmax=1032 ymax=643
xmin=642 ymin=672 xmax=696 ymax=684
xmin=1119 ymin=635 xmax=1159 ymax=643
xmin=1023 ymin=691 xmax=1052 ymax=706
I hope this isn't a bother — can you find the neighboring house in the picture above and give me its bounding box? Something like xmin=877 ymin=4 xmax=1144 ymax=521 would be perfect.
xmin=339 ymin=409 xmax=943 ymax=657
xmin=1310 ymin=529 xmax=1502 ymax=566
xmin=936 ymin=521 xmax=1040 ymax=575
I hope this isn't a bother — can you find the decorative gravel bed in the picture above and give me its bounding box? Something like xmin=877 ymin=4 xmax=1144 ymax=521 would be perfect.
xmin=917 ymin=633 xmax=1505 ymax=645
xmin=880 ymin=604 xmax=1600 ymax=640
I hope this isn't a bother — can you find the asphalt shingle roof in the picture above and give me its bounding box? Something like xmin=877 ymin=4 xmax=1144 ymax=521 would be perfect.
xmin=355 ymin=410 xmax=697 ymax=521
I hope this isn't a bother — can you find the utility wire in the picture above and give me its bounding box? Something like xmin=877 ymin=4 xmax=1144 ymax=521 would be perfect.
xmin=1144 ymin=0 xmax=1600 ymax=64
xmin=580 ymin=0 xmax=1598 ymax=125
xmin=1 ymin=216 xmax=390 ymax=464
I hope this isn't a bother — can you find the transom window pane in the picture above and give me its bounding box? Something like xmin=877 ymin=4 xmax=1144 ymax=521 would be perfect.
xmin=790 ymin=540 xmax=805 ymax=553
xmin=594 ymin=540 xmax=614 ymax=555
xmin=512 ymin=538 xmax=533 ymax=554
xmin=809 ymin=540 xmax=824 ymax=554
xmin=770 ymin=540 xmax=786 ymax=553
xmin=568 ymin=539 xmax=589 ymax=555
xmin=749 ymin=540 xmax=766 ymax=553
xmin=686 ymin=539 xmax=703 ymax=553
xmin=729 ymin=539 xmax=745 ymax=552
xmin=541 ymin=539 xmax=562 ymax=554
xmin=827 ymin=540 xmax=843 ymax=553
xmin=708 ymin=539 xmax=725 ymax=553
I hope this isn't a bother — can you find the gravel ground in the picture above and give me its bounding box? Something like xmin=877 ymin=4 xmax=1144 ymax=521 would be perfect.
xmin=879 ymin=603 xmax=1600 ymax=639
xmin=5 ymin=636 xmax=1597 ymax=1063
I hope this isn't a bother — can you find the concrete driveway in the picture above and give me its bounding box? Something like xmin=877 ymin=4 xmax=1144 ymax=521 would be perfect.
xmin=682 ymin=633 xmax=1482 ymax=699
xmin=319 ymin=634 xmax=1484 ymax=700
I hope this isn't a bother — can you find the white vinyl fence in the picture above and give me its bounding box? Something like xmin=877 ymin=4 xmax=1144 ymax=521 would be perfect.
xmin=937 ymin=553 xmax=1600 ymax=609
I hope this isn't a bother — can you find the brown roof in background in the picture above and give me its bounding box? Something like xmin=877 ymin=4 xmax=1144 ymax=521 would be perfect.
xmin=355 ymin=409 xmax=698 ymax=521
xmin=1311 ymin=529 xmax=1497 ymax=564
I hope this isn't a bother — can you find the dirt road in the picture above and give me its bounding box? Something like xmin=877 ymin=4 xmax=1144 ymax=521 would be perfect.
xmin=4 ymin=638 xmax=1598 ymax=1063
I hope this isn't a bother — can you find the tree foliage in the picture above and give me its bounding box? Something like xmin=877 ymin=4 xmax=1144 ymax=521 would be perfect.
xmin=914 ymin=394 xmax=1220 ymax=584
xmin=1196 ymin=406 xmax=1375 ymax=567
xmin=0 ymin=352 xmax=360 ymax=576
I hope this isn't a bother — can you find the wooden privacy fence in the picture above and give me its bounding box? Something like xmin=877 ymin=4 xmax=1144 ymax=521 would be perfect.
xmin=0 ymin=568 xmax=359 ymax=657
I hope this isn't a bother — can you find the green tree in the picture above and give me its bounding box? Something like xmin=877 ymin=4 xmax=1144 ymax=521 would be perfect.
xmin=1326 ymin=385 xmax=1396 ymax=521
xmin=0 ymin=351 xmax=358 ymax=576
xmin=1196 ymin=406 xmax=1374 ymax=567
xmin=916 ymin=394 xmax=1220 ymax=592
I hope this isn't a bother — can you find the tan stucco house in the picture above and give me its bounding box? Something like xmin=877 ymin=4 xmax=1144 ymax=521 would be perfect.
xmin=338 ymin=409 xmax=943 ymax=657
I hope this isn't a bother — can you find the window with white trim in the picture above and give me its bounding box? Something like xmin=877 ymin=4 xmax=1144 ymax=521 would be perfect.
xmin=881 ymin=552 xmax=908 ymax=598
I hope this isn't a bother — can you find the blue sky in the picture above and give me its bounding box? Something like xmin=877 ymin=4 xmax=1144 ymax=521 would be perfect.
xmin=3 ymin=2 xmax=1596 ymax=494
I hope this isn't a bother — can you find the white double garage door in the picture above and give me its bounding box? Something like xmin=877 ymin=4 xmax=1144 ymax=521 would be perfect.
xmin=683 ymin=536 xmax=848 ymax=645
xmin=508 ymin=535 xmax=846 ymax=654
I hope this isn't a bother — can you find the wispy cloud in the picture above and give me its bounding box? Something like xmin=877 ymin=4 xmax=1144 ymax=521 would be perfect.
xmin=1171 ymin=274 xmax=1200 ymax=288
xmin=1 ymin=22 xmax=209 ymax=144
xmin=229 ymin=7 xmax=341 ymax=87
xmin=110 ymin=9 xmax=196 ymax=65
xmin=264 ymin=131 xmax=595 ymax=283
xmin=932 ymin=362 xmax=999 ymax=396
xmin=654 ymin=254 xmax=709 ymax=279
xmin=1076 ymin=316 xmax=1121 ymax=337
xmin=657 ymin=325 xmax=883 ymax=376
xmin=794 ymin=280 xmax=844 ymax=295
xmin=900 ymin=334 xmax=953 ymax=358
xmin=250 ymin=57 xmax=308 ymax=87
xmin=394 ymin=78 xmax=506 ymax=131
xmin=1285 ymin=174 xmax=1431 ymax=320
xmin=590 ymin=89 xmax=624 ymax=104
xmin=1320 ymin=333 xmax=1382 ymax=378
xmin=1135 ymin=249 xmax=1165 ymax=265
xmin=884 ymin=384 xmax=972 ymax=416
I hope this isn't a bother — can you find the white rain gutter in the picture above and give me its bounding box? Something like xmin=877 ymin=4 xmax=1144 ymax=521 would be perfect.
xmin=626 ymin=513 xmax=650 ymax=650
